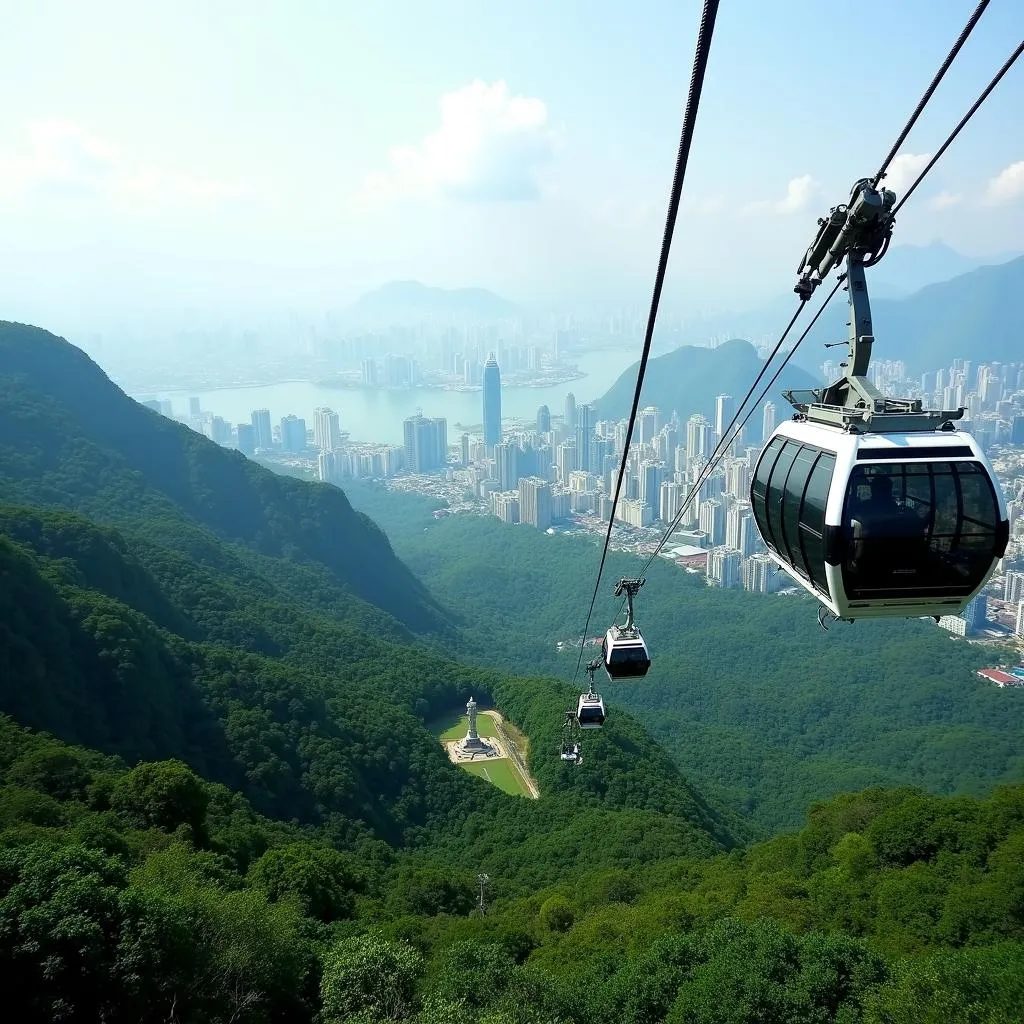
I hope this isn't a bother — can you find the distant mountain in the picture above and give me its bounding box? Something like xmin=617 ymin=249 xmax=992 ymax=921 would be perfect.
xmin=594 ymin=338 xmax=821 ymax=441
xmin=348 ymin=280 xmax=518 ymax=324
xmin=870 ymin=242 xmax=1015 ymax=298
xmin=804 ymin=254 xmax=1024 ymax=375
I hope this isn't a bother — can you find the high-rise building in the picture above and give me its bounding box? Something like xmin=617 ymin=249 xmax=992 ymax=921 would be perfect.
xmin=519 ymin=476 xmax=552 ymax=529
xmin=638 ymin=407 xmax=660 ymax=445
xmin=743 ymin=552 xmax=774 ymax=593
xmin=962 ymin=595 xmax=988 ymax=633
xmin=707 ymin=547 xmax=742 ymax=588
xmin=699 ymin=498 xmax=725 ymax=546
xmin=483 ymin=353 xmax=502 ymax=451
xmin=495 ymin=441 xmax=519 ymax=490
xmin=555 ymin=441 xmax=577 ymax=484
xmin=686 ymin=414 xmax=712 ymax=464
xmin=618 ymin=497 xmax=653 ymax=528
xmin=461 ymin=433 xmax=471 ymax=467
xmin=659 ymin=480 xmax=684 ymax=524
xmin=313 ymin=407 xmax=342 ymax=451
xmin=638 ymin=461 xmax=662 ymax=508
xmin=564 ymin=392 xmax=577 ymax=430
xmin=537 ymin=405 xmax=551 ymax=434
xmin=236 ymin=423 xmax=256 ymax=456
xmin=280 ymin=415 xmax=307 ymax=453
xmin=361 ymin=359 xmax=378 ymax=386
xmin=715 ymin=395 xmax=733 ymax=440
xmin=189 ymin=397 xmax=201 ymax=418
xmin=403 ymin=415 xmax=448 ymax=473
xmin=159 ymin=399 xmax=173 ymax=417
xmin=575 ymin=403 xmax=594 ymax=472
xmin=1004 ymin=571 xmax=1024 ymax=604
xmin=762 ymin=402 xmax=776 ymax=443
xmin=251 ymin=409 xmax=273 ymax=450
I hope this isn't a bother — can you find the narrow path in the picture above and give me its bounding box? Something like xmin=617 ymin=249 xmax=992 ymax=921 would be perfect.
xmin=480 ymin=710 xmax=540 ymax=799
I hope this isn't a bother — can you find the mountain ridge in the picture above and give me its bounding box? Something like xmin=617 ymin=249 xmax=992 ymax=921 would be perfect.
xmin=595 ymin=337 xmax=821 ymax=436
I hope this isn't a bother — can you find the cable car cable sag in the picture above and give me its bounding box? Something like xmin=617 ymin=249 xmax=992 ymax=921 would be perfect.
xmin=640 ymin=278 xmax=845 ymax=575
xmin=570 ymin=0 xmax=720 ymax=686
xmin=870 ymin=0 xmax=991 ymax=189
xmin=889 ymin=36 xmax=1024 ymax=219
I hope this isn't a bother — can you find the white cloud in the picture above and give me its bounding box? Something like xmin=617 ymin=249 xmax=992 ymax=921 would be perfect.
xmin=359 ymin=80 xmax=559 ymax=206
xmin=877 ymin=152 xmax=930 ymax=197
xmin=984 ymin=161 xmax=1024 ymax=205
xmin=0 ymin=119 xmax=253 ymax=209
xmin=741 ymin=174 xmax=820 ymax=216
xmin=928 ymin=191 xmax=963 ymax=210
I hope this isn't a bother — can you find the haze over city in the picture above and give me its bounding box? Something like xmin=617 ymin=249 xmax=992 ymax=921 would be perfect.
xmin=2 ymin=0 xmax=1023 ymax=355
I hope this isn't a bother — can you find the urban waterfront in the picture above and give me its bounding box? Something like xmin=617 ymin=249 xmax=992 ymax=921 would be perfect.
xmin=136 ymin=349 xmax=637 ymax=444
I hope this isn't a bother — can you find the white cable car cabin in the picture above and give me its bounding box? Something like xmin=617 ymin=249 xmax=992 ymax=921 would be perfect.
xmin=576 ymin=690 xmax=606 ymax=729
xmin=751 ymin=421 xmax=1008 ymax=621
xmin=749 ymin=176 xmax=1010 ymax=621
xmin=601 ymin=578 xmax=652 ymax=680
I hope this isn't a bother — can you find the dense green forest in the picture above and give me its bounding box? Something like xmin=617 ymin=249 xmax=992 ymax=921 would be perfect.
xmin=2 ymin=717 xmax=1022 ymax=1022
xmin=343 ymin=483 xmax=1024 ymax=831
xmin=2 ymin=321 xmax=1023 ymax=1021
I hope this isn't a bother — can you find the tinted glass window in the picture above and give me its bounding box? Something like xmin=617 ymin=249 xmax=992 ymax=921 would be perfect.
xmin=841 ymin=460 xmax=1001 ymax=600
xmin=783 ymin=446 xmax=817 ymax=578
xmin=765 ymin=441 xmax=799 ymax=555
xmin=800 ymin=453 xmax=835 ymax=593
xmin=751 ymin=437 xmax=784 ymax=549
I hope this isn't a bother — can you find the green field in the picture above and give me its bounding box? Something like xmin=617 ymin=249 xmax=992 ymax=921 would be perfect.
xmin=432 ymin=712 xmax=532 ymax=797
xmin=434 ymin=712 xmax=499 ymax=742
xmin=462 ymin=758 xmax=530 ymax=797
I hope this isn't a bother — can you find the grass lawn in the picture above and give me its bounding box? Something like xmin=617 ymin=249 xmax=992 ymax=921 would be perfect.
xmin=462 ymin=758 xmax=531 ymax=797
xmin=434 ymin=713 xmax=499 ymax=742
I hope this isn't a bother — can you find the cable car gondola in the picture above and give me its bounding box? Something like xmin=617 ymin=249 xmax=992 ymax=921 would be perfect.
xmin=749 ymin=177 xmax=1009 ymax=622
xmin=602 ymin=578 xmax=652 ymax=680
xmin=751 ymin=422 xmax=1008 ymax=621
xmin=576 ymin=690 xmax=605 ymax=729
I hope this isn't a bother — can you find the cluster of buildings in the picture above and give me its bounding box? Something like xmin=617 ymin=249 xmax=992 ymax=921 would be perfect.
xmin=149 ymin=349 xmax=1024 ymax=609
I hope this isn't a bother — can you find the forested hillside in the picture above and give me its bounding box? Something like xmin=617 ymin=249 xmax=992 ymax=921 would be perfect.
xmin=2 ymin=323 xmax=1024 ymax=1022
xmin=0 ymin=324 xmax=738 ymax=865
xmin=2 ymin=717 xmax=1022 ymax=1022
xmin=344 ymin=483 xmax=1024 ymax=831
xmin=595 ymin=338 xmax=819 ymax=437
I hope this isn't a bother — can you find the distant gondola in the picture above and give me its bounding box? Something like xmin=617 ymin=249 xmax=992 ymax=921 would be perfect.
xmin=602 ymin=578 xmax=652 ymax=680
xmin=576 ymin=691 xmax=606 ymax=729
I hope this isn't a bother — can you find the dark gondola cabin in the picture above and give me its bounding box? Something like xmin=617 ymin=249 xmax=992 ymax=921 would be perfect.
xmin=577 ymin=691 xmax=606 ymax=729
xmin=601 ymin=626 xmax=652 ymax=681
xmin=750 ymin=421 xmax=1008 ymax=621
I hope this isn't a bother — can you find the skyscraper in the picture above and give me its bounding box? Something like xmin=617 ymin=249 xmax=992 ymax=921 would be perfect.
xmin=564 ymin=392 xmax=577 ymax=430
xmin=236 ymin=423 xmax=256 ymax=456
xmin=519 ymin=476 xmax=552 ymax=529
xmin=494 ymin=441 xmax=519 ymax=491
xmin=575 ymin=403 xmax=594 ymax=472
xmin=762 ymin=402 xmax=776 ymax=443
xmin=403 ymin=414 xmax=448 ymax=473
xmin=251 ymin=409 xmax=273 ymax=450
xmin=313 ymin=407 xmax=342 ymax=450
xmin=686 ymin=414 xmax=712 ymax=465
xmin=483 ymin=353 xmax=502 ymax=451
xmin=280 ymin=415 xmax=307 ymax=453
xmin=715 ymin=395 xmax=733 ymax=440
xmin=536 ymin=405 xmax=551 ymax=434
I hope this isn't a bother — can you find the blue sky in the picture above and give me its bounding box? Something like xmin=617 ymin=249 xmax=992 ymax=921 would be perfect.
xmin=1 ymin=0 xmax=1021 ymax=334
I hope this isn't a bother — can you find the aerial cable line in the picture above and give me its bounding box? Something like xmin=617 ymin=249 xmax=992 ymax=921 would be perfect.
xmin=871 ymin=0 xmax=991 ymax=188
xmin=889 ymin=35 xmax=1024 ymax=218
xmin=570 ymin=0 xmax=721 ymax=685
xmin=639 ymin=280 xmax=844 ymax=575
